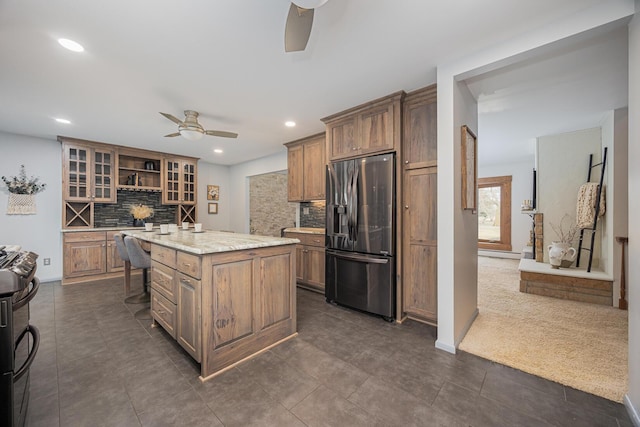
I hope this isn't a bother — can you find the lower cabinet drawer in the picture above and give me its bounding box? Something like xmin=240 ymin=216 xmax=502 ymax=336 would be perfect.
xmin=151 ymin=260 xmax=177 ymax=303
xmin=151 ymin=289 xmax=177 ymax=338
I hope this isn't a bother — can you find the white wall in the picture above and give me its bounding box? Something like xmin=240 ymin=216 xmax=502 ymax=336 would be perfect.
xmin=478 ymin=158 xmax=535 ymax=257
xmin=227 ymin=151 xmax=288 ymax=233
xmin=435 ymin=0 xmax=636 ymax=354
xmin=625 ymin=2 xmax=640 ymax=424
xmin=0 ymin=132 xmax=62 ymax=282
xmin=601 ymin=108 xmax=629 ymax=305
xmin=537 ymin=127 xmax=602 ymax=265
xmin=197 ymin=161 xmax=231 ymax=231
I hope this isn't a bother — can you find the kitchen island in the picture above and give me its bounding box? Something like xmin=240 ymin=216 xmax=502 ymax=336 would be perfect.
xmin=122 ymin=229 xmax=299 ymax=381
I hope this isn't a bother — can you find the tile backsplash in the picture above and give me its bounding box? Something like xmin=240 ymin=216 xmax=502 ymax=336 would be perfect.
xmin=94 ymin=190 xmax=177 ymax=227
xmin=300 ymin=201 xmax=326 ymax=228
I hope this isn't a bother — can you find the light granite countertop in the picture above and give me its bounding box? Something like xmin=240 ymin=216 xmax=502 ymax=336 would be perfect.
xmin=121 ymin=229 xmax=299 ymax=255
xmin=283 ymin=227 xmax=325 ymax=235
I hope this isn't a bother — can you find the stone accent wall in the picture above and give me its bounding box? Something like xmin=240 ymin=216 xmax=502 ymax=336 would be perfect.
xmin=249 ymin=173 xmax=296 ymax=237
xmin=300 ymin=201 xmax=326 ymax=228
xmin=94 ymin=190 xmax=177 ymax=227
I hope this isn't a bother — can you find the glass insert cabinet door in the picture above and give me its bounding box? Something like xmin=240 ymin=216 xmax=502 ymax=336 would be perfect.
xmin=64 ymin=144 xmax=115 ymax=202
xmin=182 ymin=162 xmax=196 ymax=204
xmin=92 ymin=149 xmax=114 ymax=202
xmin=66 ymin=146 xmax=89 ymax=200
xmin=165 ymin=160 xmax=181 ymax=203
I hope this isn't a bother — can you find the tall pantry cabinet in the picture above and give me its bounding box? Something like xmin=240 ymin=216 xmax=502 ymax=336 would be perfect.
xmin=401 ymin=85 xmax=438 ymax=324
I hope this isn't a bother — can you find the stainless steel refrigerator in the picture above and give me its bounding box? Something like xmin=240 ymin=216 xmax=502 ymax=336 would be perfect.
xmin=325 ymin=152 xmax=395 ymax=320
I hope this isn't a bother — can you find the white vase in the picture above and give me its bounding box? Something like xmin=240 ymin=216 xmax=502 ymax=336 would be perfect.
xmin=548 ymin=241 xmax=576 ymax=269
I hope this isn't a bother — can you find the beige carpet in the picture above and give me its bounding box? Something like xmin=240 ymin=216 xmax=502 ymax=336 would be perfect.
xmin=459 ymin=256 xmax=628 ymax=402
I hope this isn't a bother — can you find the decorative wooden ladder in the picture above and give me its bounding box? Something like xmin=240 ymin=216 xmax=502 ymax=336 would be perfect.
xmin=576 ymin=147 xmax=607 ymax=272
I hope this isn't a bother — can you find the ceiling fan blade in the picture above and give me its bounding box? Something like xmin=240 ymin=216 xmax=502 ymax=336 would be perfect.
xmin=159 ymin=112 xmax=184 ymax=125
xmin=285 ymin=3 xmax=314 ymax=52
xmin=164 ymin=132 xmax=181 ymax=137
xmin=205 ymin=130 xmax=238 ymax=139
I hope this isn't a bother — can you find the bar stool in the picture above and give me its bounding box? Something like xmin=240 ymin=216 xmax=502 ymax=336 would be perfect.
xmin=124 ymin=236 xmax=152 ymax=319
xmin=113 ymin=234 xmax=132 ymax=297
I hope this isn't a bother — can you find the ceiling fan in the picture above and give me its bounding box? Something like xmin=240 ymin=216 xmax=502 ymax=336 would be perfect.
xmin=159 ymin=110 xmax=238 ymax=141
xmin=284 ymin=0 xmax=329 ymax=52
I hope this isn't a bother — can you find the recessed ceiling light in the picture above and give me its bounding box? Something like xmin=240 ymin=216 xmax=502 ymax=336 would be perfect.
xmin=214 ymin=149 xmax=223 ymax=154
xmin=58 ymin=38 xmax=84 ymax=52
xmin=285 ymin=121 xmax=296 ymax=128
xmin=55 ymin=118 xmax=71 ymax=124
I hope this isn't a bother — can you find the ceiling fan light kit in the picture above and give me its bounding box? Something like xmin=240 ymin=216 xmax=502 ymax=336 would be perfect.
xmin=180 ymin=129 xmax=204 ymax=141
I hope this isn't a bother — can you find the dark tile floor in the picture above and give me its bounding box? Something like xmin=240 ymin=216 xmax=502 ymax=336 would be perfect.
xmin=27 ymin=278 xmax=632 ymax=427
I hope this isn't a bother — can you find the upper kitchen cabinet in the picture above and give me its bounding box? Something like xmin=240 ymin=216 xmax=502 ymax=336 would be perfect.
xmin=117 ymin=147 xmax=163 ymax=192
xmin=322 ymin=91 xmax=404 ymax=162
xmin=402 ymin=85 xmax=437 ymax=170
xmin=60 ymin=137 xmax=116 ymax=203
xmin=163 ymin=157 xmax=198 ymax=205
xmin=284 ymin=133 xmax=326 ymax=202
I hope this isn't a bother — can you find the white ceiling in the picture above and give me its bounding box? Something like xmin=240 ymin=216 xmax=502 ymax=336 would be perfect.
xmin=0 ymin=0 xmax=629 ymax=165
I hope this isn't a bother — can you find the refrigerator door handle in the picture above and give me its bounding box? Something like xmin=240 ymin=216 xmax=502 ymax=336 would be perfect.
xmin=351 ymin=166 xmax=359 ymax=242
xmin=347 ymin=169 xmax=351 ymax=241
xmin=327 ymin=250 xmax=389 ymax=264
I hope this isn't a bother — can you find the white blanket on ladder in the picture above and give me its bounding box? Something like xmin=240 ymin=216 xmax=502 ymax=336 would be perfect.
xmin=576 ymin=183 xmax=605 ymax=229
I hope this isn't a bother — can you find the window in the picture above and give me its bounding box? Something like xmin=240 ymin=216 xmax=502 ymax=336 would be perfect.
xmin=478 ymin=175 xmax=512 ymax=251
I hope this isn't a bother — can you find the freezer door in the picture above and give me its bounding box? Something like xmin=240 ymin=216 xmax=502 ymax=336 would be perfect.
xmin=325 ymin=249 xmax=395 ymax=318
xmin=326 ymin=159 xmax=354 ymax=251
xmin=353 ymin=153 xmax=395 ymax=255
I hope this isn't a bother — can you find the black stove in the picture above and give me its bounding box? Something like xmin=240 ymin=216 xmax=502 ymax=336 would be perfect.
xmin=0 ymin=249 xmax=40 ymax=427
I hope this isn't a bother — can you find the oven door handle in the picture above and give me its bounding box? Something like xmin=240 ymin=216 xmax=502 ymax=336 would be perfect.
xmin=13 ymin=277 xmax=39 ymax=311
xmin=14 ymin=325 xmax=40 ymax=382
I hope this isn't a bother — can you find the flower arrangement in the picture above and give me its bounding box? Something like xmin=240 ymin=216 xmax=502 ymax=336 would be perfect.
xmin=1 ymin=165 xmax=46 ymax=194
xmin=129 ymin=204 xmax=154 ymax=220
xmin=550 ymin=214 xmax=579 ymax=245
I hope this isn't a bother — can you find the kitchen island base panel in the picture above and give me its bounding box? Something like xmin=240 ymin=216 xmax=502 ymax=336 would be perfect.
xmin=199 ymin=332 xmax=298 ymax=382
xmin=200 ymin=245 xmax=297 ymax=379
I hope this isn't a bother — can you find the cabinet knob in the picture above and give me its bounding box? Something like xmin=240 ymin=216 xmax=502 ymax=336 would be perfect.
xmin=405 ymin=160 xmax=409 ymax=164
xmin=405 ymin=205 xmax=409 ymax=210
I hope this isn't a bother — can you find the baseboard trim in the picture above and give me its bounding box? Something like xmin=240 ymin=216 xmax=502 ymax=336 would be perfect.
xmin=435 ymin=307 xmax=480 ymax=355
xmin=624 ymin=394 xmax=640 ymax=427
xmin=435 ymin=340 xmax=456 ymax=354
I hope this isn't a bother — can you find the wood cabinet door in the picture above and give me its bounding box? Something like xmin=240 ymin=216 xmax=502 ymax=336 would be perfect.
xmin=91 ymin=147 xmax=116 ymax=202
xmin=304 ymin=246 xmax=325 ymax=291
xmin=163 ymin=159 xmax=181 ymax=204
xmin=403 ymin=88 xmax=437 ymax=169
xmin=303 ymin=136 xmax=326 ymax=200
xmin=287 ymin=144 xmax=304 ymax=202
xmin=327 ymin=116 xmax=356 ymax=160
xmin=177 ymin=272 xmax=201 ymax=362
xmin=359 ymin=104 xmax=394 ymax=154
xmin=181 ymin=160 xmax=197 ymax=205
xmin=63 ymin=240 xmax=107 ymax=278
xmin=402 ymin=167 xmax=437 ymax=322
xmin=63 ymin=144 xmax=92 ymax=201
xmin=295 ymin=245 xmax=305 ymax=282
xmin=106 ymin=240 xmax=124 ymax=272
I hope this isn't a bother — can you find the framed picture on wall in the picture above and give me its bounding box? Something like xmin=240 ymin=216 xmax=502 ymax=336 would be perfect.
xmin=208 ymin=203 xmax=218 ymax=214
xmin=461 ymin=125 xmax=477 ymax=210
xmin=207 ymin=185 xmax=219 ymax=201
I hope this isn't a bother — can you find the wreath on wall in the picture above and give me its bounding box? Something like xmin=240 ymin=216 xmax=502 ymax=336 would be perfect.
xmin=1 ymin=165 xmax=47 ymax=215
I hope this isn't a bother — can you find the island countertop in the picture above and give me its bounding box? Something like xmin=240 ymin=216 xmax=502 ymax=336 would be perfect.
xmin=121 ymin=229 xmax=299 ymax=255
